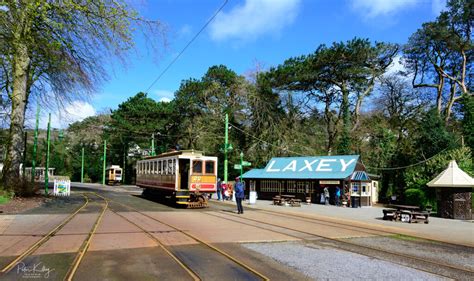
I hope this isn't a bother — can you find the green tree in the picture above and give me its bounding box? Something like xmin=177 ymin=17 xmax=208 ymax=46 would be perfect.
xmin=403 ymin=0 xmax=473 ymax=122
xmin=0 ymin=1 xmax=164 ymax=192
xmin=267 ymin=38 xmax=398 ymax=154
xmin=460 ymin=94 xmax=474 ymax=152
xmin=416 ymin=108 xmax=457 ymax=159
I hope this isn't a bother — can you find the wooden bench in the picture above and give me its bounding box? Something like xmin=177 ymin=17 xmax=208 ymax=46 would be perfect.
xmin=382 ymin=209 xmax=397 ymax=221
xmin=410 ymin=211 xmax=430 ymax=224
xmin=289 ymin=199 xmax=301 ymax=207
xmin=273 ymin=196 xmax=282 ymax=205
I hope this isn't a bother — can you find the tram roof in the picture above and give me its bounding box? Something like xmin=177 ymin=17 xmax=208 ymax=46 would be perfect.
xmin=242 ymin=155 xmax=363 ymax=180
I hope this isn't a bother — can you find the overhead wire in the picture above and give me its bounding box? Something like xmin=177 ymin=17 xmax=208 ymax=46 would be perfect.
xmin=144 ymin=0 xmax=229 ymax=93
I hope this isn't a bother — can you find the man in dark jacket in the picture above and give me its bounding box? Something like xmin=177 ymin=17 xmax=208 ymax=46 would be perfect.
xmin=234 ymin=177 xmax=245 ymax=214
xmin=216 ymin=178 xmax=222 ymax=201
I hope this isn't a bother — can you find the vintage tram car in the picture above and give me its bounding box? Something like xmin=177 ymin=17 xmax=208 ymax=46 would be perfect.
xmin=105 ymin=165 xmax=123 ymax=185
xmin=136 ymin=150 xmax=217 ymax=207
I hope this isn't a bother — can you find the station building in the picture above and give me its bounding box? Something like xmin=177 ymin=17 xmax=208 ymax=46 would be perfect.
xmin=242 ymin=155 xmax=377 ymax=207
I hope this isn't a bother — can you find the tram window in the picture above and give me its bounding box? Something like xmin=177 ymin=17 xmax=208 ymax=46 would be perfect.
xmin=205 ymin=161 xmax=215 ymax=174
xmin=193 ymin=161 xmax=202 ymax=174
xmin=154 ymin=161 xmax=158 ymax=174
xmin=163 ymin=160 xmax=167 ymax=175
xmin=168 ymin=160 xmax=173 ymax=174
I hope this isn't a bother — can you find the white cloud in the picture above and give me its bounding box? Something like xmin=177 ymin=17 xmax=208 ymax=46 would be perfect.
xmin=154 ymin=89 xmax=174 ymax=103
xmin=385 ymin=55 xmax=406 ymax=76
xmin=350 ymin=0 xmax=418 ymax=18
xmin=209 ymin=0 xmax=301 ymax=42
xmin=38 ymin=101 xmax=96 ymax=129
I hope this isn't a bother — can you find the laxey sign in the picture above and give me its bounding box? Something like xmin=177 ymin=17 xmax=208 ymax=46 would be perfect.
xmin=264 ymin=156 xmax=358 ymax=173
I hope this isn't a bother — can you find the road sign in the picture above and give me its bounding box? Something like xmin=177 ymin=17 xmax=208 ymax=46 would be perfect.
xmin=242 ymin=161 xmax=252 ymax=166
xmin=234 ymin=164 xmax=242 ymax=169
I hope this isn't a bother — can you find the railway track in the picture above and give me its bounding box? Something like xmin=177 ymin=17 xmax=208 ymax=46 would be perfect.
xmin=205 ymin=210 xmax=474 ymax=281
xmin=99 ymin=193 xmax=269 ymax=281
xmin=257 ymin=208 xmax=474 ymax=249
xmin=0 ymin=193 xmax=108 ymax=281
xmin=0 ymin=193 xmax=90 ymax=275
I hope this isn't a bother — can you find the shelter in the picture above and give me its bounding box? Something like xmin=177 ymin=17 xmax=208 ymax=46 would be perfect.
xmin=427 ymin=160 xmax=474 ymax=220
xmin=242 ymin=155 xmax=375 ymax=207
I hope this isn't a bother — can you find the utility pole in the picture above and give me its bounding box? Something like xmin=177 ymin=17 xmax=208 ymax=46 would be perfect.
xmin=45 ymin=113 xmax=51 ymax=195
xmin=151 ymin=133 xmax=155 ymax=156
xmin=122 ymin=144 xmax=126 ymax=184
xmin=102 ymin=140 xmax=107 ymax=185
xmin=224 ymin=113 xmax=229 ymax=184
xmin=240 ymin=151 xmax=244 ymax=181
xmin=31 ymin=105 xmax=40 ymax=183
xmin=81 ymin=147 xmax=84 ymax=183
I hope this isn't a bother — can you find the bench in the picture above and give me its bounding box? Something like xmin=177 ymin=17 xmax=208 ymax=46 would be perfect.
xmin=289 ymin=199 xmax=301 ymax=207
xmin=410 ymin=211 xmax=430 ymax=224
xmin=273 ymin=196 xmax=282 ymax=205
xmin=383 ymin=209 xmax=397 ymax=221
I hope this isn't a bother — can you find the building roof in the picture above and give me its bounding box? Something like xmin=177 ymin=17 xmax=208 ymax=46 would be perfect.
xmin=427 ymin=160 xmax=474 ymax=188
xmin=242 ymin=155 xmax=360 ymax=180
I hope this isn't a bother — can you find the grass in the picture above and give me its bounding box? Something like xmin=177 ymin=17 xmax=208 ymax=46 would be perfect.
xmin=0 ymin=195 xmax=11 ymax=204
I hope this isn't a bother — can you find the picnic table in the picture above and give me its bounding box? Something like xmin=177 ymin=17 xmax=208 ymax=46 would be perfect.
xmin=272 ymin=195 xmax=301 ymax=207
xmin=383 ymin=204 xmax=430 ymax=224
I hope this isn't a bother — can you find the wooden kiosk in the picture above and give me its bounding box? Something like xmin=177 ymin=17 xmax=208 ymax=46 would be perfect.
xmin=427 ymin=160 xmax=474 ymax=220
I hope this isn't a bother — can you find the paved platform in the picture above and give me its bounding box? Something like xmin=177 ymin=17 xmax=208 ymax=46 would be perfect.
xmin=211 ymin=198 xmax=474 ymax=247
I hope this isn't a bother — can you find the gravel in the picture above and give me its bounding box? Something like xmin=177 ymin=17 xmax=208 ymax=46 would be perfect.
xmin=347 ymin=236 xmax=474 ymax=271
xmin=242 ymin=241 xmax=448 ymax=281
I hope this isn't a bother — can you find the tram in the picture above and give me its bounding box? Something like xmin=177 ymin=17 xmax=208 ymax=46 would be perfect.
xmin=136 ymin=150 xmax=218 ymax=208
xmin=105 ymin=165 xmax=123 ymax=185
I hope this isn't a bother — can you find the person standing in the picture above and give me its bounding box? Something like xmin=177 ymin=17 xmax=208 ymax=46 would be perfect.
xmin=324 ymin=187 xmax=330 ymax=205
xmin=216 ymin=178 xmax=222 ymax=201
xmin=335 ymin=186 xmax=341 ymax=206
xmin=234 ymin=177 xmax=245 ymax=214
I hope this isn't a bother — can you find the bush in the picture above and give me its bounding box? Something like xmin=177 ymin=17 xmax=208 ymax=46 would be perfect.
xmin=404 ymin=188 xmax=426 ymax=208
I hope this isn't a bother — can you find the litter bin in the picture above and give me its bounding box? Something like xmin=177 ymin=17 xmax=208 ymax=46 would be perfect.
xmin=249 ymin=191 xmax=257 ymax=204
xmin=351 ymin=197 xmax=360 ymax=208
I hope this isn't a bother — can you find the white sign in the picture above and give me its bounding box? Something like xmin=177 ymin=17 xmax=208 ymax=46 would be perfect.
xmin=266 ymin=158 xmax=356 ymax=173
xmin=54 ymin=179 xmax=71 ymax=196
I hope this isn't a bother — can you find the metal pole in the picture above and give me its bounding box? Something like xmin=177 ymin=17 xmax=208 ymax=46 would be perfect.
xmin=151 ymin=133 xmax=155 ymax=156
xmin=81 ymin=147 xmax=84 ymax=183
xmin=224 ymin=113 xmax=229 ymax=184
xmin=44 ymin=113 xmax=51 ymax=195
xmin=31 ymin=105 xmax=40 ymax=183
xmin=240 ymin=151 xmax=243 ymax=181
xmin=102 ymin=140 xmax=107 ymax=185
xmin=122 ymin=145 xmax=126 ymax=184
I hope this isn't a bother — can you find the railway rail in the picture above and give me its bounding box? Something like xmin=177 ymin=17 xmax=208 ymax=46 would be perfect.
xmin=205 ymin=210 xmax=474 ymax=281
xmin=99 ymin=193 xmax=269 ymax=281
xmin=0 ymin=193 xmax=90 ymax=275
xmin=257 ymin=208 xmax=474 ymax=249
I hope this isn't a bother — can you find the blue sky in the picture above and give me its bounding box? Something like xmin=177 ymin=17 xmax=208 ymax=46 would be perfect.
xmin=36 ymin=0 xmax=446 ymax=128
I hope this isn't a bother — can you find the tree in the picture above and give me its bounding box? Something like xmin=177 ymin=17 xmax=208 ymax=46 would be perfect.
xmin=267 ymin=38 xmax=398 ymax=154
xmin=460 ymin=94 xmax=474 ymax=152
xmin=403 ymin=0 xmax=473 ymax=123
xmin=0 ymin=1 xmax=164 ymax=191
xmin=416 ymin=108 xmax=457 ymax=159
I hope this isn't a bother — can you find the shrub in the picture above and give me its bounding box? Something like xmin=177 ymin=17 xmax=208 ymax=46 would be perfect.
xmin=404 ymin=188 xmax=426 ymax=208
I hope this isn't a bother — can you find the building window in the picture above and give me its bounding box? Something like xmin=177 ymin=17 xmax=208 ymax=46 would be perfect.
xmin=352 ymin=182 xmax=360 ymax=193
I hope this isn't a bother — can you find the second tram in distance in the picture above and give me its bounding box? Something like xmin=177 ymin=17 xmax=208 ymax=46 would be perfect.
xmin=136 ymin=150 xmax=217 ymax=207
